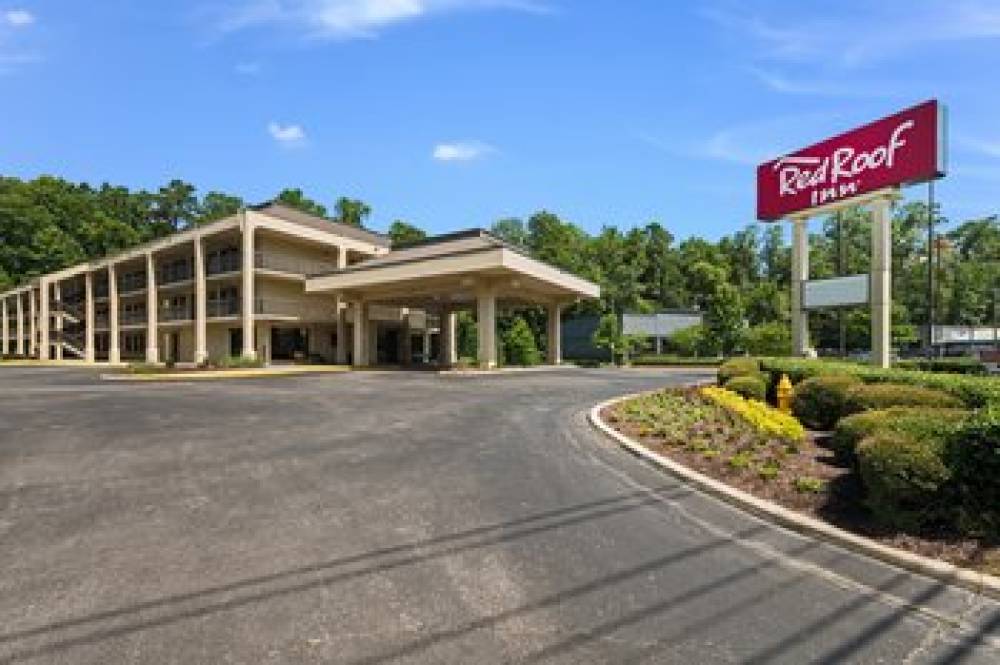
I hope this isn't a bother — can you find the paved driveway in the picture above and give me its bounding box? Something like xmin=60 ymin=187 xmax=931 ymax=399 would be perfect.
xmin=0 ymin=366 xmax=998 ymax=664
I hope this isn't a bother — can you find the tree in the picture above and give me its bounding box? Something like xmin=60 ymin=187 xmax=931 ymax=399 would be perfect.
xmin=741 ymin=322 xmax=791 ymax=356
xmin=592 ymin=313 xmax=646 ymax=365
xmin=155 ymin=179 xmax=199 ymax=232
xmin=388 ymin=220 xmax=426 ymax=247
xmin=690 ymin=261 xmax=745 ymax=355
xmin=502 ymin=316 xmax=541 ymax=366
xmin=276 ymin=188 xmax=328 ymax=217
xmin=335 ymin=197 xmax=371 ymax=227
xmin=491 ymin=217 xmax=529 ymax=247
xmin=199 ymin=192 xmax=244 ymax=224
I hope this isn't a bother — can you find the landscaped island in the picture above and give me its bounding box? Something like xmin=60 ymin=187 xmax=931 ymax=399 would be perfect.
xmin=604 ymin=357 xmax=999 ymax=574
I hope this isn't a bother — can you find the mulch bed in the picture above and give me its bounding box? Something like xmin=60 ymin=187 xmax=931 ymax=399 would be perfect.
xmin=603 ymin=391 xmax=1000 ymax=576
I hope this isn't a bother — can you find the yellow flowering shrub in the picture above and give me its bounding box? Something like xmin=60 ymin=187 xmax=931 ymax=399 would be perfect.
xmin=701 ymin=386 xmax=806 ymax=443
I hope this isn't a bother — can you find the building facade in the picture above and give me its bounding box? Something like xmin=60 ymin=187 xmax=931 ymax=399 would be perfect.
xmin=0 ymin=203 xmax=600 ymax=368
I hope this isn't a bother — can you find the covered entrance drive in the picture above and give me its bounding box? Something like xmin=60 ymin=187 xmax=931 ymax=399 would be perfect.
xmin=305 ymin=230 xmax=601 ymax=368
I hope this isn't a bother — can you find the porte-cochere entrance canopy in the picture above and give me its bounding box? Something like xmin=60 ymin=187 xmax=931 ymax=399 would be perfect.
xmin=305 ymin=229 xmax=601 ymax=368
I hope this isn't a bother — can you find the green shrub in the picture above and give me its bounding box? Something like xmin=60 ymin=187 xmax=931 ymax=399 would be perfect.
xmin=944 ymin=407 xmax=1000 ymax=536
xmin=740 ymin=322 xmax=791 ymax=356
xmin=757 ymin=357 xmax=1000 ymax=409
xmin=895 ymin=358 xmax=987 ymax=376
xmin=502 ymin=316 xmax=542 ymax=366
xmin=831 ymin=407 xmax=970 ymax=461
xmin=717 ymin=357 xmax=761 ymax=385
xmin=724 ymin=374 xmax=767 ymax=401
xmin=794 ymin=476 xmax=825 ymax=494
xmin=842 ymin=383 xmax=963 ymax=416
xmin=857 ymin=432 xmax=952 ymax=531
xmin=216 ymin=355 xmax=265 ymax=369
xmin=791 ymin=374 xmax=862 ymax=430
xmin=632 ymin=355 xmax=722 ymax=367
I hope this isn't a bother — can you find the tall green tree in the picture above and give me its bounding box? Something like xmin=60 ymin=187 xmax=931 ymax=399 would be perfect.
xmin=276 ymin=188 xmax=328 ymax=217
xmin=388 ymin=220 xmax=426 ymax=247
xmin=335 ymin=197 xmax=371 ymax=227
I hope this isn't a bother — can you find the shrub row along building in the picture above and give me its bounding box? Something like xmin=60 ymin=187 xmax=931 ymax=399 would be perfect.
xmin=0 ymin=202 xmax=600 ymax=368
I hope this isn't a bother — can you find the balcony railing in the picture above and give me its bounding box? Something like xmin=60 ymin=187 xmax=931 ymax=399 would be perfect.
xmin=160 ymin=305 xmax=194 ymax=322
xmin=207 ymin=299 xmax=240 ymax=318
xmin=254 ymin=298 xmax=335 ymax=320
xmin=254 ymin=252 xmax=337 ymax=277
xmin=120 ymin=311 xmax=147 ymax=326
xmin=159 ymin=267 xmax=194 ymax=286
xmin=206 ymin=255 xmax=241 ymax=276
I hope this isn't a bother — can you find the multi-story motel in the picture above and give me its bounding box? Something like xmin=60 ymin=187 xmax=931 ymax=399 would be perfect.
xmin=0 ymin=202 xmax=600 ymax=368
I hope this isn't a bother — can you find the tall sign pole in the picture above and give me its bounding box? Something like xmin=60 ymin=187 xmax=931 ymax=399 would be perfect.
xmin=926 ymin=180 xmax=936 ymax=358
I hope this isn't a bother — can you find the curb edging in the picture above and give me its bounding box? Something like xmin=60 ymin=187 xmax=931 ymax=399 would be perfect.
xmin=589 ymin=392 xmax=1000 ymax=602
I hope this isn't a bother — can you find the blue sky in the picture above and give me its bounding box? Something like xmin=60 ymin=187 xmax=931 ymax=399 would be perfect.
xmin=3 ymin=0 xmax=1000 ymax=239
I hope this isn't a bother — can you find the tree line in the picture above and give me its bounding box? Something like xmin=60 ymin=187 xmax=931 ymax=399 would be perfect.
xmin=1 ymin=175 xmax=997 ymax=358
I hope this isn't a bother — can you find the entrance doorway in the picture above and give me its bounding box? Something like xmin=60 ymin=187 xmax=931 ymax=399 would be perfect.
xmin=229 ymin=328 xmax=242 ymax=357
xmin=271 ymin=328 xmax=308 ymax=361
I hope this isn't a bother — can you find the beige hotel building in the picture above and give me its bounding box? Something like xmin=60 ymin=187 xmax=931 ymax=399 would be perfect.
xmin=0 ymin=202 xmax=600 ymax=369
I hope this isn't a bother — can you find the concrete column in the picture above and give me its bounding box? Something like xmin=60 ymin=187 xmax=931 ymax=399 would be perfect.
xmin=84 ymin=272 xmax=95 ymax=363
xmin=145 ymin=252 xmax=158 ymax=363
xmin=241 ymin=211 xmax=256 ymax=359
xmin=352 ymin=301 xmax=368 ymax=367
xmin=16 ymin=292 xmax=24 ymax=355
xmin=477 ymin=289 xmax=497 ymax=369
xmin=547 ymin=302 xmax=563 ymax=365
xmin=368 ymin=317 xmax=379 ymax=365
xmin=53 ymin=282 xmax=63 ymax=360
xmin=400 ymin=310 xmax=412 ymax=365
xmin=39 ymin=280 xmax=50 ymax=360
xmin=422 ymin=329 xmax=431 ymax=363
xmin=108 ymin=264 xmax=120 ymax=364
xmin=871 ymin=198 xmax=893 ymax=369
xmin=1 ymin=297 xmax=8 ymax=357
xmin=440 ymin=307 xmax=457 ymax=366
xmin=790 ymin=218 xmax=810 ymax=357
xmin=335 ymin=247 xmax=348 ymax=365
xmin=28 ymin=287 xmax=36 ymax=357
xmin=193 ymin=235 xmax=207 ymax=364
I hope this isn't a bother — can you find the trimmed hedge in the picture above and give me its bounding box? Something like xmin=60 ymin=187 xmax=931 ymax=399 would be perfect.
xmin=945 ymin=408 xmax=1000 ymax=536
xmin=724 ymin=374 xmax=767 ymax=402
xmin=757 ymin=357 xmax=1000 ymax=409
xmin=717 ymin=358 xmax=761 ymax=385
xmin=895 ymin=358 xmax=988 ymax=376
xmin=791 ymin=374 xmax=862 ymax=430
xmin=857 ymin=432 xmax=952 ymax=531
xmin=632 ymin=355 xmax=723 ymax=367
xmin=831 ymin=407 xmax=970 ymax=462
xmin=842 ymin=383 xmax=964 ymax=416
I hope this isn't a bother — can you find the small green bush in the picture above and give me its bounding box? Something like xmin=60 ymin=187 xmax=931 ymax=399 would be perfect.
xmin=717 ymin=357 xmax=761 ymax=385
xmin=791 ymin=374 xmax=862 ymax=430
xmin=831 ymin=407 xmax=970 ymax=461
xmin=724 ymin=374 xmax=767 ymax=401
xmin=216 ymin=355 xmax=265 ymax=369
xmin=944 ymin=407 xmax=1000 ymax=536
xmin=502 ymin=316 xmax=542 ymax=366
xmin=842 ymin=383 xmax=963 ymax=416
xmin=632 ymin=355 xmax=722 ymax=367
xmin=794 ymin=476 xmax=825 ymax=494
xmin=857 ymin=432 xmax=952 ymax=531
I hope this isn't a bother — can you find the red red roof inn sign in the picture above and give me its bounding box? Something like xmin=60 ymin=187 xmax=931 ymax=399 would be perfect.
xmin=755 ymin=100 xmax=947 ymax=368
xmin=757 ymin=100 xmax=947 ymax=221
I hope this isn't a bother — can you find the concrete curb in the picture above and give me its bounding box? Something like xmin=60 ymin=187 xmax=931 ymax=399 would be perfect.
xmin=589 ymin=391 xmax=1000 ymax=602
xmin=101 ymin=366 xmax=351 ymax=382
xmin=438 ymin=364 xmax=579 ymax=376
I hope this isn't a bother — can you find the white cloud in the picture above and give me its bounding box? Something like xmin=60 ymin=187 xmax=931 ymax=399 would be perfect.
xmin=957 ymin=135 xmax=1000 ymax=159
xmin=4 ymin=9 xmax=34 ymax=27
xmin=745 ymin=67 xmax=890 ymax=98
xmin=235 ymin=61 xmax=262 ymax=75
xmin=214 ymin=0 xmax=550 ymax=39
xmin=432 ymin=140 xmax=495 ymax=162
xmin=704 ymin=1 xmax=1000 ymax=67
xmin=268 ymin=121 xmax=306 ymax=145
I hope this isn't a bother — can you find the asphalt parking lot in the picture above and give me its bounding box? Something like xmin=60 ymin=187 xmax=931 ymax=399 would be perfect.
xmin=1 ymin=366 xmax=998 ymax=664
